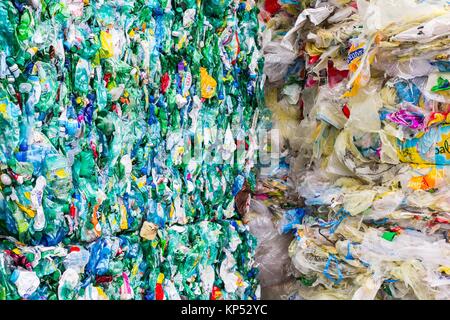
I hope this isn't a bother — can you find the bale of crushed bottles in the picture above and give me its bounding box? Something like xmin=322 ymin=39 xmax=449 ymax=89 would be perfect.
xmin=0 ymin=219 xmax=258 ymax=300
xmin=0 ymin=0 xmax=264 ymax=300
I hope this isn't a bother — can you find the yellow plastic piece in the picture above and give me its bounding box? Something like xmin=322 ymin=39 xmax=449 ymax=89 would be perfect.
xmin=428 ymin=113 xmax=445 ymax=127
xmin=438 ymin=266 xmax=450 ymax=275
xmin=0 ymin=103 xmax=7 ymax=117
xmin=200 ymin=67 xmax=217 ymax=99
xmin=169 ymin=204 xmax=174 ymax=218
xmin=305 ymin=42 xmax=325 ymax=56
xmin=119 ymin=203 xmax=128 ymax=230
xmin=55 ymin=168 xmax=68 ymax=178
xmin=100 ymin=31 xmax=114 ymax=58
xmin=157 ymin=273 xmax=165 ymax=284
xmin=132 ymin=264 xmax=138 ymax=276
xmin=15 ymin=202 xmax=36 ymax=218
xmin=96 ymin=286 xmax=109 ymax=299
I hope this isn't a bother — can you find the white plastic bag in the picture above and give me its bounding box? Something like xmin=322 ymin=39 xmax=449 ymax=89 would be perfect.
xmin=358 ymin=0 xmax=449 ymax=35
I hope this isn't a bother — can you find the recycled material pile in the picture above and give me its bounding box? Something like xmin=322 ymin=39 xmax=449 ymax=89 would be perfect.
xmin=0 ymin=0 xmax=264 ymax=300
xmin=262 ymin=0 xmax=450 ymax=299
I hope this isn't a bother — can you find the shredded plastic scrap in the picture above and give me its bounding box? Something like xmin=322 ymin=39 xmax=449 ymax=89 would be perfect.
xmin=261 ymin=0 xmax=450 ymax=300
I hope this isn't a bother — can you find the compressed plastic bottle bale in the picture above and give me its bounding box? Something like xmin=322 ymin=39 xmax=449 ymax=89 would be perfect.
xmin=0 ymin=0 xmax=265 ymax=300
xmin=258 ymin=0 xmax=450 ymax=300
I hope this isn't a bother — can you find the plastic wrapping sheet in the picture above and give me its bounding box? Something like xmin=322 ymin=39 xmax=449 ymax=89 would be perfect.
xmin=245 ymin=199 xmax=297 ymax=299
xmin=252 ymin=0 xmax=313 ymax=300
